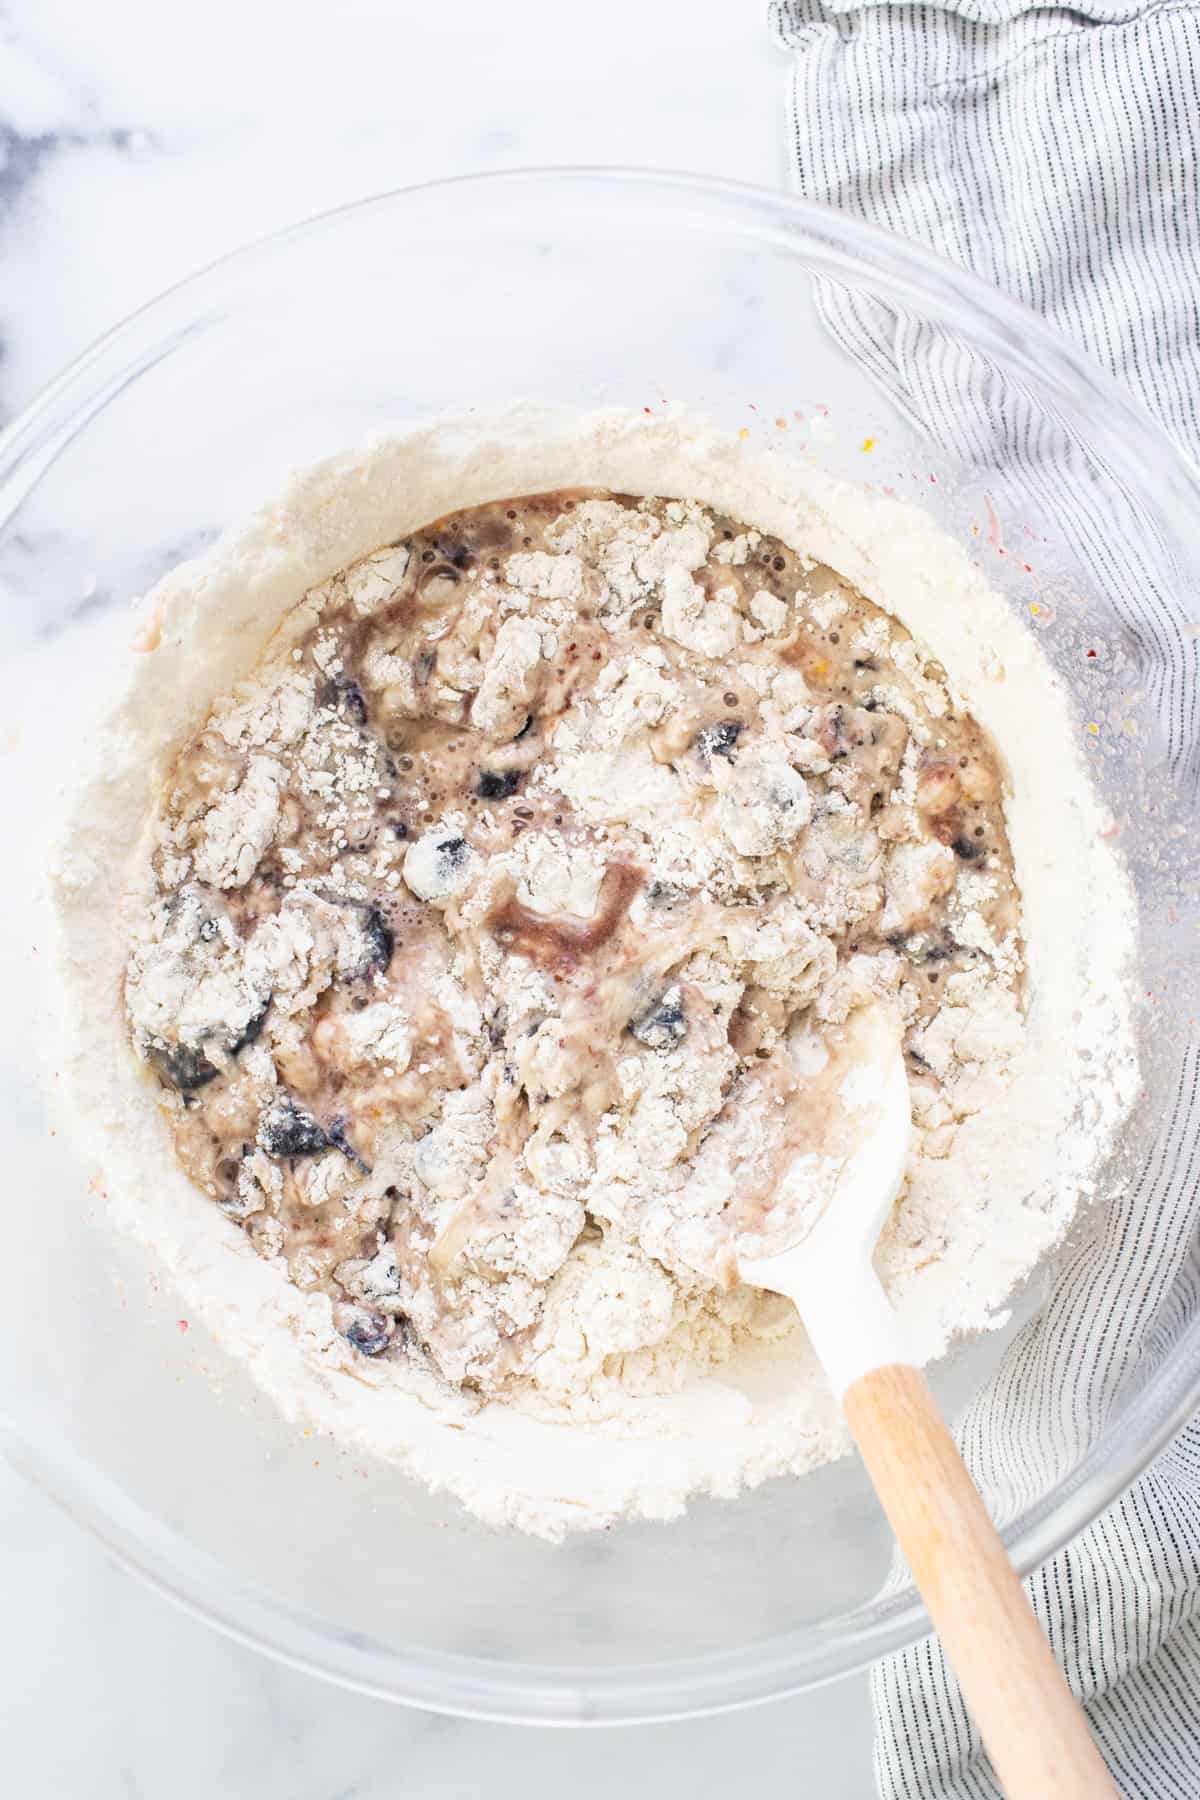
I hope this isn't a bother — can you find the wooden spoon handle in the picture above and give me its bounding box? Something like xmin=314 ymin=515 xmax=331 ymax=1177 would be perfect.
xmin=844 ymin=1364 xmax=1117 ymax=1798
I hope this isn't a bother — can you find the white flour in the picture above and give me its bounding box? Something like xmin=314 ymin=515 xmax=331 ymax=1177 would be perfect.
xmin=48 ymin=410 xmax=1139 ymax=1539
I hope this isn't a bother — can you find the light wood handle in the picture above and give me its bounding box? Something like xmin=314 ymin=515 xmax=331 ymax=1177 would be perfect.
xmin=843 ymin=1364 xmax=1117 ymax=1798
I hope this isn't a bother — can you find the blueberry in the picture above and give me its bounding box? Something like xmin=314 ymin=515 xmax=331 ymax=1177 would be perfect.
xmin=696 ymin=720 xmax=743 ymax=762
xmin=322 ymin=678 xmax=368 ymax=725
xmin=340 ymin=681 xmax=369 ymax=725
xmin=355 ymin=905 xmax=394 ymax=977
xmin=476 ymin=768 xmax=521 ymax=801
xmin=630 ymin=985 xmax=687 ymax=1051
xmin=440 ymin=836 xmax=468 ymax=865
xmin=146 ymin=1040 xmax=219 ymax=1093
xmin=343 ymin=1310 xmax=391 ymax=1356
xmin=950 ymin=835 xmax=982 ymax=862
xmin=258 ymin=1096 xmax=328 ymax=1158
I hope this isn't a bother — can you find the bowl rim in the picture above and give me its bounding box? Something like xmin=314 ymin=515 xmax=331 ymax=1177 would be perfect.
xmin=7 ymin=162 xmax=1200 ymax=1723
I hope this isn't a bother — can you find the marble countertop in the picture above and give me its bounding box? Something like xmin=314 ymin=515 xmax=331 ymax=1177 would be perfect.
xmin=1 ymin=1 xmax=877 ymax=1792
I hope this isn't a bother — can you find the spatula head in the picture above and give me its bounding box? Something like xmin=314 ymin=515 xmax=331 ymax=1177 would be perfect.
xmin=738 ymin=1002 xmax=912 ymax=1292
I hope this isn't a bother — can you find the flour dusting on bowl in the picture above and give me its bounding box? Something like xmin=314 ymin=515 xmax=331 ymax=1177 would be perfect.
xmin=48 ymin=410 xmax=1138 ymax=1538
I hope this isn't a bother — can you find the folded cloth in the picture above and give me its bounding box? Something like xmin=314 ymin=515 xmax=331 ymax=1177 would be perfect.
xmin=771 ymin=2 xmax=1200 ymax=1792
xmin=771 ymin=0 xmax=1200 ymax=441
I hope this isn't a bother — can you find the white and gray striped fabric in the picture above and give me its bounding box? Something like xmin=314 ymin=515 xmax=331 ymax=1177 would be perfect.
xmin=771 ymin=2 xmax=1200 ymax=1793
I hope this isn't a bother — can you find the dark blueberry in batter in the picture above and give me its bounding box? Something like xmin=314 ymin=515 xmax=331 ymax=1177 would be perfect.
xmin=951 ymin=835 xmax=983 ymax=862
xmin=336 ymin=680 xmax=369 ymax=725
xmin=695 ymin=720 xmax=743 ymax=762
xmin=259 ymin=1096 xmax=328 ymax=1158
xmin=146 ymin=1040 xmax=219 ymax=1093
xmin=319 ymin=677 xmax=369 ymax=725
xmin=477 ymin=768 xmax=522 ymax=801
xmin=356 ymin=905 xmax=395 ymax=976
xmin=343 ymin=1311 xmax=391 ymax=1356
xmin=630 ymin=986 xmax=688 ymax=1051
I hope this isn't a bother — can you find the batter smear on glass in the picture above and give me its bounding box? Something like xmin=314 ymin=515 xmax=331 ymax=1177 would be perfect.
xmin=124 ymin=490 xmax=1024 ymax=1398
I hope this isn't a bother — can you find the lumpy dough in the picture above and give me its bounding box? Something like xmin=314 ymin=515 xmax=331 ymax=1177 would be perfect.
xmin=124 ymin=490 xmax=1024 ymax=1399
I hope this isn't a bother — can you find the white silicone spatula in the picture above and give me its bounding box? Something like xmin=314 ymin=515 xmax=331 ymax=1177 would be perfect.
xmin=738 ymin=1006 xmax=1117 ymax=1799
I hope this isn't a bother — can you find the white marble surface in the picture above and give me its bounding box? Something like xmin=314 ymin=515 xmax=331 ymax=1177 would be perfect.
xmin=2 ymin=1468 xmax=875 ymax=1797
xmin=0 ymin=2 xmax=878 ymax=1792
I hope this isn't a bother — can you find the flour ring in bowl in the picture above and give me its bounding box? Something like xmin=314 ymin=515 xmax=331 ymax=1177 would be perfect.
xmin=50 ymin=410 xmax=1138 ymax=1539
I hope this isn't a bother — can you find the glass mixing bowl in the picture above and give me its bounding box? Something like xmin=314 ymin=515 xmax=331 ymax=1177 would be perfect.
xmin=2 ymin=169 xmax=1198 ymax=1724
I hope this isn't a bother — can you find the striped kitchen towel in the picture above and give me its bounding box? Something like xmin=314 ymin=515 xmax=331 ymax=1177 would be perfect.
xmin=770 ymin=2 xmax=1200 ymax=1794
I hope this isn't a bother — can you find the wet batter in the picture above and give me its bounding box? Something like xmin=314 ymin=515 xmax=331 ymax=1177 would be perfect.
xmin=124 ymin=490 xmax=1023 ymax=1394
